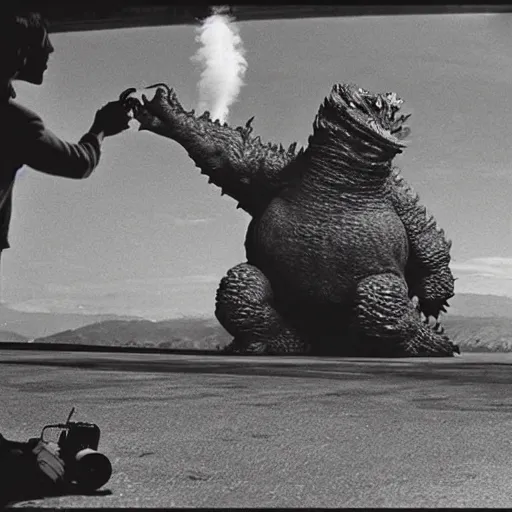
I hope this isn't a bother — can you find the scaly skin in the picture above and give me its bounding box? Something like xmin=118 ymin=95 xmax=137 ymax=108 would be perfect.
xmin=126 ymin=83 xmax=458 ymax=357
xmin=387 ymin=167 xmax=455 ymax=322
xmin=128 ymin=85 xmax=301 ymax=217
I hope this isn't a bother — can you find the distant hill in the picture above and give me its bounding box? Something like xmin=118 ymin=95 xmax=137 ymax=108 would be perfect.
xmin=443 ymin=315 xmax=512 ymax=352
xmin=35 ymin=317 xmax=231 ymax=350
xmin=8 ymin=293 xmax=512 ymax=352
xmin=0 ymin=304 xmax=141 ymax=339
xmin=0 ymin=330 xmax=29 ymax=343
xmin=33 ymin=313 xmax=512 ymax=353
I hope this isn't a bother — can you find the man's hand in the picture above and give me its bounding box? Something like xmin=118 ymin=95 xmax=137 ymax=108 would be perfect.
xmin=90 ymin=101 xmax=131 ymax=138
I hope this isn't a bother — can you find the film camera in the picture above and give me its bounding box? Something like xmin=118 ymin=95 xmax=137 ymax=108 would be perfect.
xmin=34 ymin=407 xmax=112 ymax=492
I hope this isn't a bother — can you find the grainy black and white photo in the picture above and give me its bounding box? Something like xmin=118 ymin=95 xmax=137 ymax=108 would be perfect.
xmin=2 ymin=4 xmax=512 ymax=508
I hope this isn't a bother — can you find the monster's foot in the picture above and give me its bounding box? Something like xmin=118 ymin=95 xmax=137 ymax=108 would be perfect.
xmin=215 ymin=263 xmax=308 ymax=355
xmin=355 ymin=273 xmax=459 ymax=357
xmin=219 ymin=338 xmax=268 ymax=355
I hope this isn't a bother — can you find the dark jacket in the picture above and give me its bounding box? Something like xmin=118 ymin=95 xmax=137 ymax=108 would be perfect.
xmin=0 ymin=100 xmax=102 ymax=249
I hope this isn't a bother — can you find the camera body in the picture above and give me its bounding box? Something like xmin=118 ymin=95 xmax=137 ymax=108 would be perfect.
xmin=39 ymin=410 xmax=112 ymax=492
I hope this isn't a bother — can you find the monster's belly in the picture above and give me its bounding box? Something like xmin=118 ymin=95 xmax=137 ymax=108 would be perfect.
xmin=247 ymin=196 xmax=408 ymax=308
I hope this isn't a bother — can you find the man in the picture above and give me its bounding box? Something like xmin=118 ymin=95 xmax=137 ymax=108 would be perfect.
xmin=0 ymin=12 xmax=130 ymax=503
xmin=1 ymin=12 xmax=131 ymax=256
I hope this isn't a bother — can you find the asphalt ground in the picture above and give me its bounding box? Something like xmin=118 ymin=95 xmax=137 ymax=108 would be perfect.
xmin=2 ymin=349 xmax=512 ymax=508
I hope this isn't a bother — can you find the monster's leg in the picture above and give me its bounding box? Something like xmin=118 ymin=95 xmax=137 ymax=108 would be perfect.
xmin=215 ymin=263 xmax=308 ymax=354
xmin=354 ymin=273 xmax=458 ymax=356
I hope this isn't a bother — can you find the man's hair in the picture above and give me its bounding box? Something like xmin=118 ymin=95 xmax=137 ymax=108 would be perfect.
xmin=0 ymin=11 xmax=48 ymax=82
xmin=15 ymin=12 xmax=48 ymax=47
xmin=0 ymin=11 xmax=48 ymax=56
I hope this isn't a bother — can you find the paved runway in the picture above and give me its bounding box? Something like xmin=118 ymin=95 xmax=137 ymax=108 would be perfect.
xmin=2 ymin=349 xmax=512 ymax=507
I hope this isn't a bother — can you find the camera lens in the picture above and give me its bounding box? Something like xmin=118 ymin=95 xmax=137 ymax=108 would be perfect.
xmin=74 ymin=449 xmax=112 ymax=491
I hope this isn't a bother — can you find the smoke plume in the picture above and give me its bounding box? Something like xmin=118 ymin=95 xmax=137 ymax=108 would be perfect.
xmin=191 ymin=6 xmax=248 ymax=124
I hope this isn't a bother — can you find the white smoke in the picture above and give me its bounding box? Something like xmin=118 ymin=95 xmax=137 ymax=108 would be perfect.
xmin=191 ymin=6 xmax=248 ymax=124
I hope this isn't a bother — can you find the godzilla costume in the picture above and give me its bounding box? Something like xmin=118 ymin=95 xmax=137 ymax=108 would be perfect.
xmin=121 ymin=82 xmax=458 ymax=357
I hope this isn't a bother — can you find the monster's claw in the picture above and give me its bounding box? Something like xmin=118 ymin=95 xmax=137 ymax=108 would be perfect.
xmin=119 ymin=87 xmax=137 ymax=103
xmin=146 ymin=82 xmax=171 ymax=91
xmin=145 ymin=83 xmax=173 ymax=100
xmin=433 ymin=321 xmax=444 ymax=335
xmin=118 ymin=87 xmax=144 ymax=118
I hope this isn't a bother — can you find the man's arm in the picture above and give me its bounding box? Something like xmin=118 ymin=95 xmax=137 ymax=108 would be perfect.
xmin=25 ymin=123 xmax=102 ymax=179
xmin=11 ymin=102 xmax=102 ymax=179
xmin=10 ymin=101 xmax=129 ymax=179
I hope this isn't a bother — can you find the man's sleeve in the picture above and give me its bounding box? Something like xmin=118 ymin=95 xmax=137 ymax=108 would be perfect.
xmin=13 ymin=103 xmax=103 ymax=179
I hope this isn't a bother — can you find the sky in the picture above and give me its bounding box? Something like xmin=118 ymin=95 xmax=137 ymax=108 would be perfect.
xmin=4 ymin=12 xmax=512 ymax=320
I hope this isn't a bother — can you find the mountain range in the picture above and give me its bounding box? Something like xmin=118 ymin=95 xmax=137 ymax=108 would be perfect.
xmin=2 ymin=293 xmax=512 ymax=352
xmin=0 ymin=304 xmax=141 ymax=340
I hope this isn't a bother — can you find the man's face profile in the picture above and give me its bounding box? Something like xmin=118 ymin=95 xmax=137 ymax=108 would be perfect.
xmin=17 ymin=28 xmax=54 ymax=85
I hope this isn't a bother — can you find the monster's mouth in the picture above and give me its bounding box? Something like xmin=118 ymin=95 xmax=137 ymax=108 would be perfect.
xmin=324 ymin=83 xmax=411 ymax=145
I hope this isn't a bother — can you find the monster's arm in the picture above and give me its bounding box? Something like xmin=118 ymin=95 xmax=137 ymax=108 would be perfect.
xmin=132 ymin=86 xmax=301 ymax=215
xmin=387 ymin=167 xmax=455 ymax=318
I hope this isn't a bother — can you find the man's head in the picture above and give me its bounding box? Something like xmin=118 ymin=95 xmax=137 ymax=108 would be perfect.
xmin=0 ymin=12 xmax=53 ymax=101
xmin=14 ymin=12 xmax=54 ymax=85
xmin=0 ymin=15 xmax=26 ymax=93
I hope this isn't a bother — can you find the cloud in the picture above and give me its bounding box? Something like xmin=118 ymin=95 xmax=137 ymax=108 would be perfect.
xmin=150 ymin=213 xmax=216 ymax=226
xmin=451 ymin=257 xmax=512 ymax=296
xmin=174 ymin=218 xmax=212 ymax=226
xmin=451 ymin=257 xmax=512 ymax=279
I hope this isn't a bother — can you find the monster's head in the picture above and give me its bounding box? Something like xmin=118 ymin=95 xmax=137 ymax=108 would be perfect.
xmin=311 ymin=83 xmax=411 ymax=171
